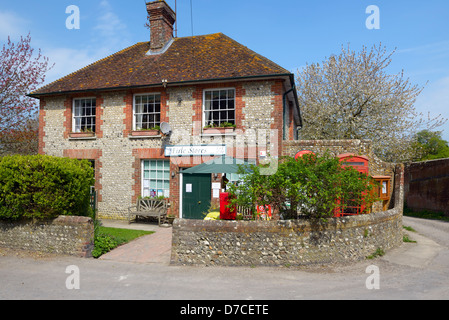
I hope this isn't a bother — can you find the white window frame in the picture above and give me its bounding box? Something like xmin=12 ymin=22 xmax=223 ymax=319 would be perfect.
xmin=141 ymin=159 xmax=170 ymax=198
xmin=133 ymin=93 xmax=161 ymax=131
xmin=202 ymin=88 xmax=236 ymax=128
xmin=72 ymin=97 xmax=96 ymax=133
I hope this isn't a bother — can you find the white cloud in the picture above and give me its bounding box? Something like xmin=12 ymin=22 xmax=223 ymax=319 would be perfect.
xmin=92 ymin=0 xmax=130 ymax=53
xmin=95 ymin=1 xmax=127 ymax=37
xmin=0 ymin=11 xmax=29 ymax=41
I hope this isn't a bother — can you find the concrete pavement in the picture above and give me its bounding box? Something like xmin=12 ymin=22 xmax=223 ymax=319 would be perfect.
xmin=383 ymin=227 xmax=442 ymax=269
xmin=1 ymin=216 xmax=448 ymax=300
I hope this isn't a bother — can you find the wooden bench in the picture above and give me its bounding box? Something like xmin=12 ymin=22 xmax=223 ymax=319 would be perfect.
xmin=128 ymin=198 xmax=169 ymax=226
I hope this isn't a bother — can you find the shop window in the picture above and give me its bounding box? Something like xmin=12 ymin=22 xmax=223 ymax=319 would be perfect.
xmin=142 ymin=160 xmax=170 ymax=198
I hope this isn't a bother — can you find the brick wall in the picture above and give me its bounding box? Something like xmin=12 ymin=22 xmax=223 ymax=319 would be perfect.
xmin=404 ymin=158 xmax=449 ymax=215
xmin=147 ymin=0 xmax=175 ymax=51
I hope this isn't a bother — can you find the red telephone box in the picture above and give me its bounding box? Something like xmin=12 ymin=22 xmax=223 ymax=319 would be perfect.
xmin=338 ymin=153 xmax=369 ymax=174
xmin=334 ymin=154 xmax=370 ymax=217
xmin=219 ymin=192 xmax=236 ymax=220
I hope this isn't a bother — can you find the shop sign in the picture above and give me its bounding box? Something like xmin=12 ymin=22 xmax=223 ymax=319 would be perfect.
xmin=164 ymin=145 xmax=226 ymax=157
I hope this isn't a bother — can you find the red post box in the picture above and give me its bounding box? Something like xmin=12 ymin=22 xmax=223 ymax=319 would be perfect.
xmin=219 ymin=192 xmax=236 ymax=220
xmin=295 ymin=150 xmax=315 ymax=160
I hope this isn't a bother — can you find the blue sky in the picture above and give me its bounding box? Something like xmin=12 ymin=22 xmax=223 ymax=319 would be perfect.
xmin=1 ymin=0 xmax=449 ymax=140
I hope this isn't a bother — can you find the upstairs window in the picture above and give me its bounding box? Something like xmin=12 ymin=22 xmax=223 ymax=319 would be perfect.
xmin=73 ymin=98 xmax=96 ymax=133
xmin=134 ymin=93 xmax=161 ymax=130
xmin=203 ymin=89 xmax=235 ymax=128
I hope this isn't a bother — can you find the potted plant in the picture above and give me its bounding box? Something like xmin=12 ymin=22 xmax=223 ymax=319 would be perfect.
xmin=70 ymin=128 xmax=95 ymax=138
xmin=203 ymin=122 xmax=236 ymax=134
xmin=131 ymin=125 xmax=161 ymax=136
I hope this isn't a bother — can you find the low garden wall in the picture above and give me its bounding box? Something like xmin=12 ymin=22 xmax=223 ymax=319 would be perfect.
xmin=0 ymin=216 xmax=94 ymax=257
xmin=171 ymin=164 xmax=404 ymax=267
xmin=171 ymin=209 xmax=403 ymax=266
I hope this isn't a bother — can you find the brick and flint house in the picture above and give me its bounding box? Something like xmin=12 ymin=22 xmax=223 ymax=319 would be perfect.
xmin=29 ymin=0 xmax=303 ymax=220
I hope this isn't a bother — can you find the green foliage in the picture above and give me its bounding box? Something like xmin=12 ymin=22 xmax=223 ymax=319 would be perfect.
xmin=367 ymin=248 xmax=385 ymax=259
xmin=92 ymin=234 xmax=118 ymax=258
xmin=204 ymin=122 xmax=236 ymax=128
xmin=139 ymin=195 xmax=166 ymax=201
xmin=0 ymin=154 xmax=94 ymax=220
xmin=227 ymin=153 xmax=378 ymax=221
xmin=412 ymin=130 xmax=449 ymax=161
xmin=403 ymin=203 xmax=449 ymax=222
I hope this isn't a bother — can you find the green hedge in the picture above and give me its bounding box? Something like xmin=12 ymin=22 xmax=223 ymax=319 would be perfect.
xmin=0 ymin=154 xmax=95 ymax=220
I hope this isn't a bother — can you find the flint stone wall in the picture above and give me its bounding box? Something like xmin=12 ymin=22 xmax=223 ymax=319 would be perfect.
xmin=171 ymin=164 xmax=404 ymax=267
xmin=0 ymin=216 xmax=94 ymax=257
xmin=171 ymin=210 xmax=402 ymax=267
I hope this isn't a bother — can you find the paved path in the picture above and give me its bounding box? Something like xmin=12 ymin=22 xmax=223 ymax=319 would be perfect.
xmin=99 ymin=220 xmax=172 ymax=264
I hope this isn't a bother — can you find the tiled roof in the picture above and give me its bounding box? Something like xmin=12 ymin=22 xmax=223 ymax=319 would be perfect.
xmin=30 ymin=33 xmax=292 ymax=97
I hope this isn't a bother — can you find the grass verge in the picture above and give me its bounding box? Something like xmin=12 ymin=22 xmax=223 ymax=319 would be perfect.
xmin=92 ymin=226 xmax=154 ymax=258
xmin=403 ymin=204 xmax=449 ymax=222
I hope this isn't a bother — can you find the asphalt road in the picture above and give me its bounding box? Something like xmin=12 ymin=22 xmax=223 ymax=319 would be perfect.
xmin=0 ymin=216 xmax=448 ymax=302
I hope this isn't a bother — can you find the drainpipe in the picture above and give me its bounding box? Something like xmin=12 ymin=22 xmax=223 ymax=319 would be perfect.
xmin=283 ymin=87 xmax=294 ymax=140
xmin=284 ymin=74 xmax=303 ymax=140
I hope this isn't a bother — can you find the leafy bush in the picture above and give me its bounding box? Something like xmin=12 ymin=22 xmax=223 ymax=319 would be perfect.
xmin=92 ymin=234 xmax=118 ymax=258
xmin=0 ymin=154 xmax=94 ymax=220
xmin=227 ymin=153 xmax=378 ymax=221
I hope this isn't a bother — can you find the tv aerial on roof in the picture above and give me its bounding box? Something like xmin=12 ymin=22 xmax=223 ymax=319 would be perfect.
xmin=160 ymin=122 xmax=172 ymax=135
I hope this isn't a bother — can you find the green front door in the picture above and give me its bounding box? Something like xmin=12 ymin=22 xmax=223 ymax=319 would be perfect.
xmin=182 ymin=173 xmax=211 ymax=219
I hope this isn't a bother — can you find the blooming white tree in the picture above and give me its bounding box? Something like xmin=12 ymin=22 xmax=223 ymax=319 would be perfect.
xmin=296 ymin=43 xmax=447 ymax=162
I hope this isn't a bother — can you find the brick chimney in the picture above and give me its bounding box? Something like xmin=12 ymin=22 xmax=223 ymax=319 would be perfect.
xmin=146 ymin=0 xmax=176 ymax=52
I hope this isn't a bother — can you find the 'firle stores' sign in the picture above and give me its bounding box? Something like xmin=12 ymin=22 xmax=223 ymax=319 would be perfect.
xmin=164 ymin=145 xmax=226 ymax=157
